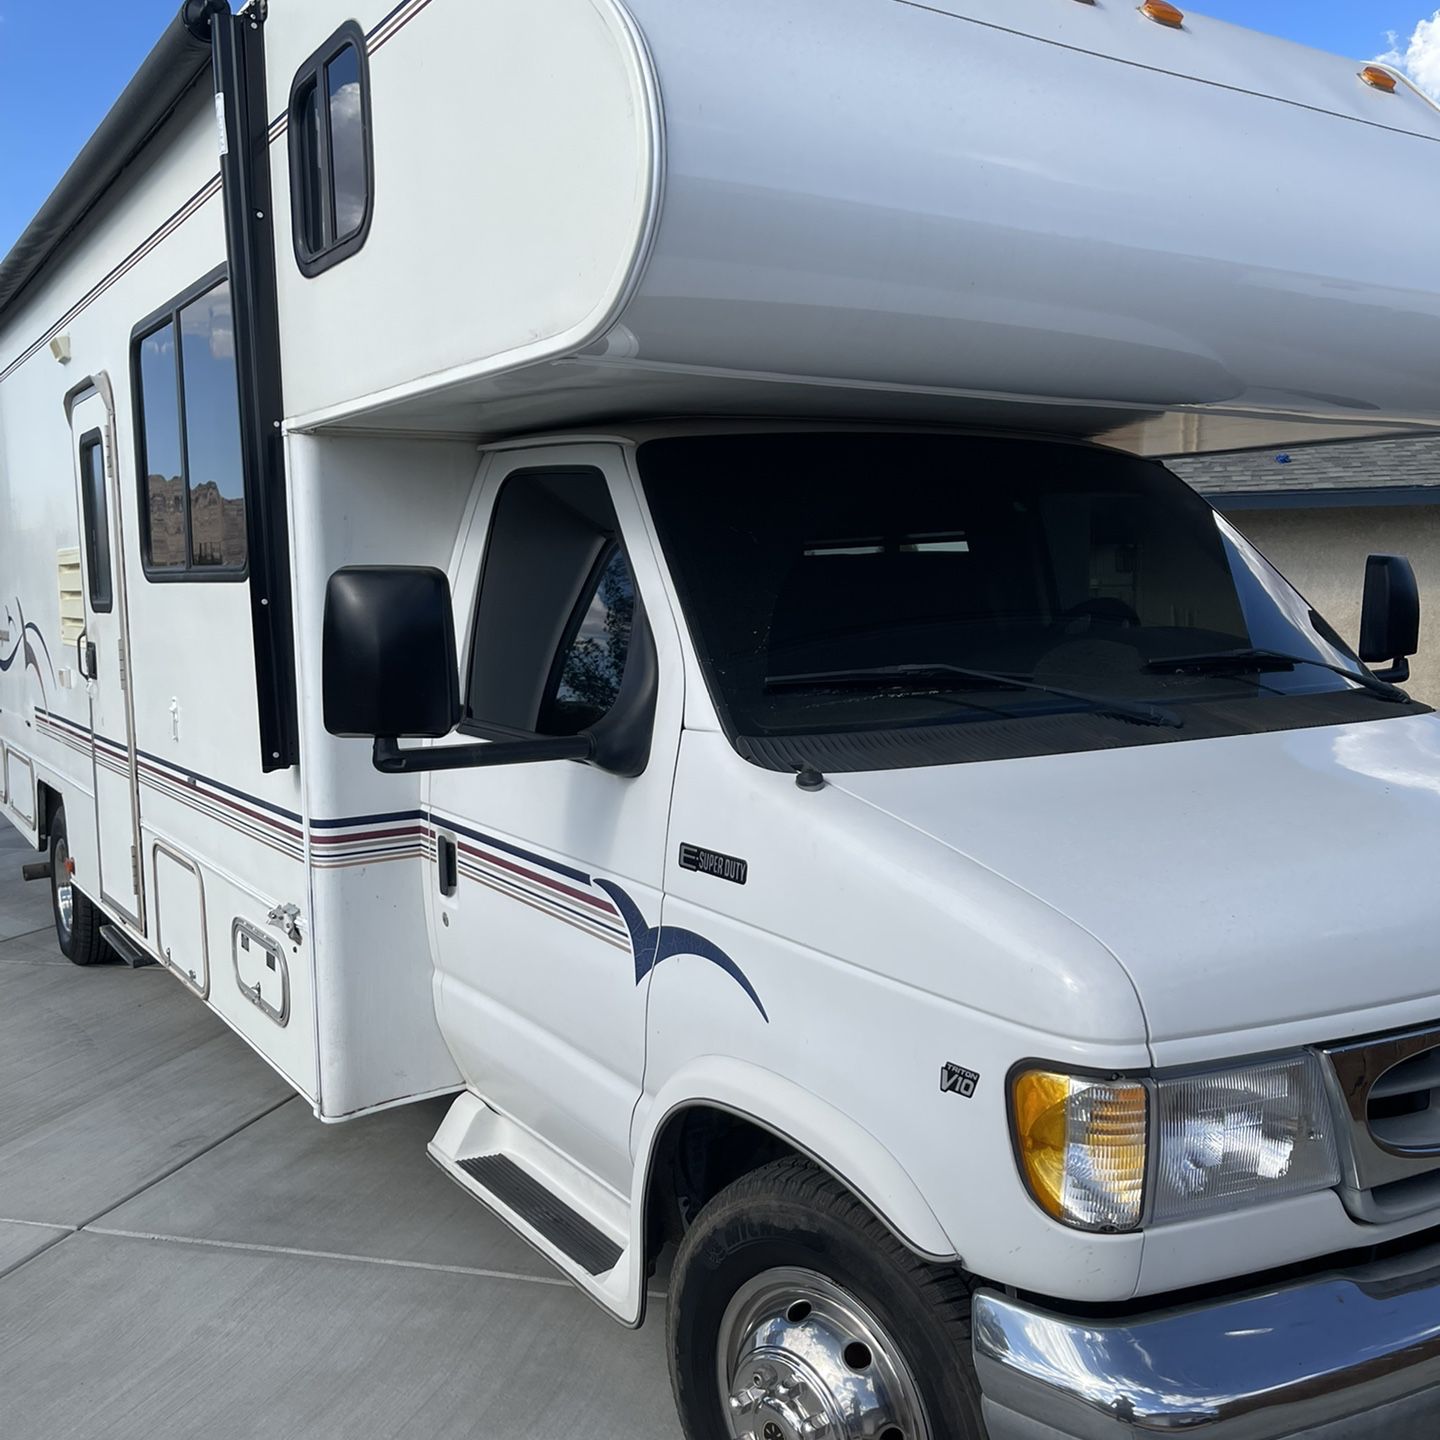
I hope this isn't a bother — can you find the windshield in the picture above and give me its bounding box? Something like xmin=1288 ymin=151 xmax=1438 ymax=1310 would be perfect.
xmin=639 ymin=434 xmax=1412 ymax=770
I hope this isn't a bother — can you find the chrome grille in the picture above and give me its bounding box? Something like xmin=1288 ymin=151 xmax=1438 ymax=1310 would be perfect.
xmin=1320 ymin=1023 xmax=1440 ymax=1224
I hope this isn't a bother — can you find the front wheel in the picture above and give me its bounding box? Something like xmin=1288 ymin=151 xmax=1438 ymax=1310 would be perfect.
xmin=668 ymin=1156 xmax=985 ymax=1440
xmin=49 ymin=805 xmax=108 ymax=966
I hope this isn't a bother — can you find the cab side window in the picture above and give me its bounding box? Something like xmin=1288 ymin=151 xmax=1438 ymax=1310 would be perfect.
xmin=465 ymin=470 xmax=635 ymax=738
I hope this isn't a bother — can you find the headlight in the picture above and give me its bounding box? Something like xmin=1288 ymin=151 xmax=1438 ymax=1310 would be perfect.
xmin=1012 ymin=1053 xmax=1342 ymax=1232
xmin=1012 ymin=1071 xmax=1149 ymax=1232
xmin=1150 ymin=1053 xmax=1341 ymax=1224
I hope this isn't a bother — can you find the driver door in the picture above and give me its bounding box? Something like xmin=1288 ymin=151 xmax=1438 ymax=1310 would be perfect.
xmin=428 ymin=446 xmax=683 ymax=1195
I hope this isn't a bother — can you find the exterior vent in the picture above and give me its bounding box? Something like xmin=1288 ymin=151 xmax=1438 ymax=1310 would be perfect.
xmin=58 ymin=547 xmax=84 ymax=646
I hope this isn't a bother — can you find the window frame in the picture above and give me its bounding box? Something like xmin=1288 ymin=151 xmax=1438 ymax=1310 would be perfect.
xmin=130 ymin=264 xmax=249 ymax=584
xmin=287 ymin=21 xmax=375 ymax=279
xmin=77 ymin=429 xmax=114 ymax=614
xmin=460 ymin=467 xmax=637 ymax=742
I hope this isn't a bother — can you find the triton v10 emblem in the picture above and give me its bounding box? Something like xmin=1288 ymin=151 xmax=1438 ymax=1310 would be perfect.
xmin=941 ymin=1063 xmax=981 ymax=1098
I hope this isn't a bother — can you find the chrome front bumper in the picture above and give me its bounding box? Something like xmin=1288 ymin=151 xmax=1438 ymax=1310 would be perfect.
xmin=973 ymin=1241 xmax=1440 ymax=1440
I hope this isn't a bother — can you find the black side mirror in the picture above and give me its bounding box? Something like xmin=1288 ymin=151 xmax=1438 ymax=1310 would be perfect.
xmin=1359 ymin=554 xmax=1421 ymax=684
xmin=324 ymin=567 xmax=462 ymax=739
xmin=323 ymin=566 xmax=594 ymax=773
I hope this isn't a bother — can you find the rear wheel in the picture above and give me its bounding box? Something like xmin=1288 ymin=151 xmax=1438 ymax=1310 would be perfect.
xmin=668 ymin=1156 xmax=985 ymax=1440
xmin=49 ymin=806 xmax=107 ymax=966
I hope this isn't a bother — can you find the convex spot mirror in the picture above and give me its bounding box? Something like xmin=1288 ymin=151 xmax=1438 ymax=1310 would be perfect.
xmin=1359 ymin=554 xmax=1421 ymax=684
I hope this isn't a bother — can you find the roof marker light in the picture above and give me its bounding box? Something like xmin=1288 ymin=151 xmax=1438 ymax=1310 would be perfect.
xmin=1140 ymin=2 xmax=1185 ymax=26
xmin=1360 ymin=66 xmax=1398 ymax=93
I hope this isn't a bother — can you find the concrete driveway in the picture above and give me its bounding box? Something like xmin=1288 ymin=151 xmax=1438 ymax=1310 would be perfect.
xmin=0 ymin=826 xmax=681 ymax=1440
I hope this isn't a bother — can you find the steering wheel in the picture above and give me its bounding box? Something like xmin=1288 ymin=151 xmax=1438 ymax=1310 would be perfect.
xmin=1058 ymin=597 xmax=1142 ymax=631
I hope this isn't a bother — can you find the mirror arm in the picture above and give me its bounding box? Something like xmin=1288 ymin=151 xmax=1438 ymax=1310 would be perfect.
xmin=1372 ymin=658 xmax=1412 ymax=685
xmin=372 ymin=734 xmax=595 ymax=775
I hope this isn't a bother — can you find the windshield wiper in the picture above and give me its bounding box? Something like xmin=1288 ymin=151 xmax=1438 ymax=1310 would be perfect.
xmin=1143 ymin=648 xmax=1410 ymax=703
xmin=765 ymin=664 xmax=1183 ymax=728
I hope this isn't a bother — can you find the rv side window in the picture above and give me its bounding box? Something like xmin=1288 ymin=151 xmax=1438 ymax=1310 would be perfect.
xmin=133 ymin=272 xmax=248 ymax=579
xmin=289 ymin=23 xmax=373 ymax=277
xmin=464 ymin=471 xmax=636 ymax=739
xmin=78 ymin=432 xmax=113 ymax=613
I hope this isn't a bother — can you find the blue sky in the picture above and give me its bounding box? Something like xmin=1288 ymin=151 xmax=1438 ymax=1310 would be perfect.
xmin=0 ymin=2 xmax=1432 ymax=258
xmin=1195 ymin=2 xmax=1420 ymax=57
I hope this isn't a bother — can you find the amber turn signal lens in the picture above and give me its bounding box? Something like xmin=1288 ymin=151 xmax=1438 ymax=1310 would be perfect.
xmin=1012 ymin=1069 xmax=1148 ymax=1231
xmin=1140 ymin=1 xmax=1185 ymax=27
xmin=1360 ymin=66 xmax=1398 ymax=93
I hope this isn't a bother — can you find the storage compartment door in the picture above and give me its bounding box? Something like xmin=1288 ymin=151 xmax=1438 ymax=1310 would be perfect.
xmin=154 ymin=845 xmax=208 ymax=995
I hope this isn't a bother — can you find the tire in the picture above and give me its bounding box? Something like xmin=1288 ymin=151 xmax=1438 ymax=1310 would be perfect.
xmin=667 ymin=1155 xmax=985 ymax=1440
xmin=49 ymin=805 xmax=108 ymax=966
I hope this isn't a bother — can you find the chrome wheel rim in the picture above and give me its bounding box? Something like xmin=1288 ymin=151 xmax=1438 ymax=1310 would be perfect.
xmin=718 ymin=1267 xmax=931 ymax=1440
xmin=54 ymin=838 xmax=74 ymax=944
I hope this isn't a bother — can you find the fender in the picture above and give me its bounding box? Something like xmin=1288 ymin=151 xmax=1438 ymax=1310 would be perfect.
xmin=631 ymin=1056 xmax=957 ymax=1266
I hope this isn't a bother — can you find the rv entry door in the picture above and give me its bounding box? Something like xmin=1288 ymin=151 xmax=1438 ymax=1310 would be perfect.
xmin=68 ymin=383 xmax=144 ymax=930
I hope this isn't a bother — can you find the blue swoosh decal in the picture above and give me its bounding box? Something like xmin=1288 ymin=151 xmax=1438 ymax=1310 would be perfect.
xmin=595 ymin=879 xmax=768 ymax=1023
xmin=1 ymin=602 xmax=54 ymax=711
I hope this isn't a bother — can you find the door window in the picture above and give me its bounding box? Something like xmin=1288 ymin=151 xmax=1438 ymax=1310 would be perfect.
xmin=465 ymin=470 xmax=635 ymax=738
xmin=78 ymin=431 xmax=113 ymax=612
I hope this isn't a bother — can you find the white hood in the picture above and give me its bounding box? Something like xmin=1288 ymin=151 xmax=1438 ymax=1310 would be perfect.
xmin=832 ymin=714 xmax=1440 ymax=1058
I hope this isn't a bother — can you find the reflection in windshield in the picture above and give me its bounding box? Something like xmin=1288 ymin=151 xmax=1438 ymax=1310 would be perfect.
xmin=640 ymin=434 xmax=1389 ymax=760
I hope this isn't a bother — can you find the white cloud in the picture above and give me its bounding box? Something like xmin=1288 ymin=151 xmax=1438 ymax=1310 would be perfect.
xmin=1378 ymin=12 xmax=1440 ymax=99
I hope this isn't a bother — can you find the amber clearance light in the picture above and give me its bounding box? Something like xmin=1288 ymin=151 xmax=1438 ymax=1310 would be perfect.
xmin=1140 ymin=1 xmax=1185 ymax=28
xmin=1360 ymin=66 xmax=1399 ymax=93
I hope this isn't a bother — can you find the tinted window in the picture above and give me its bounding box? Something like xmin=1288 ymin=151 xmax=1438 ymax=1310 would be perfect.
xmin=78 ymin=433 xmax=113 ymax=612
xmin=138 ymin=320 xmax=185 ymax=570
xmin=466 ymin=471 xmax=634 ymax=738
xmin=294 ymin=81 xmax=326 ymax=258
xmin=327 ymin=46 xmax=367 ymax=241
xmin=641 ymin=434 xmax=1386 ymax=764
xmin=135 ymin=276 xmax=247 ymax=578
xmin=179 ymin=286 xmax=246 ymax=569
xmin=540 ymin=546 xmax=636 ymax=735
xmin=290 ymin=27 xmax=372 ymax=275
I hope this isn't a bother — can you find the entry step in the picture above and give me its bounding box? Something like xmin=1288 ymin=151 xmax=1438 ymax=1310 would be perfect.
xmin=102 ymin=926 xmax=157 ymax=969
xmin=459 ymin=1154 xmax=623 ymax=1276
xmin=429 ymin=1092 xmax=641 ymax=1322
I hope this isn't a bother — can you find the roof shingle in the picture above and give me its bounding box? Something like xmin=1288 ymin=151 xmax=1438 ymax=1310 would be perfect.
xmin=1169 ymin=435 xmax=1440 ymax=499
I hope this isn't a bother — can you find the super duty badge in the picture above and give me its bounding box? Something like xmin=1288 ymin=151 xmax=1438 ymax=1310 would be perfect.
xmin=679 ymin=844 xmax=749 ymax=886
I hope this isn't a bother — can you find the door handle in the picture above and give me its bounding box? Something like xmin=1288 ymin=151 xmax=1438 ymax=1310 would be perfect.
xmin=76 ymin=630 xmax=98 ymax=681
xmin=438 ymin=836 xmax=458 ymax=898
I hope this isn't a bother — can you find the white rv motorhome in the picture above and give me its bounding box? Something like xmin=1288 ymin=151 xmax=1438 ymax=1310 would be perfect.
xmin=4 ymin=2 xmax=1440 ymax=1436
